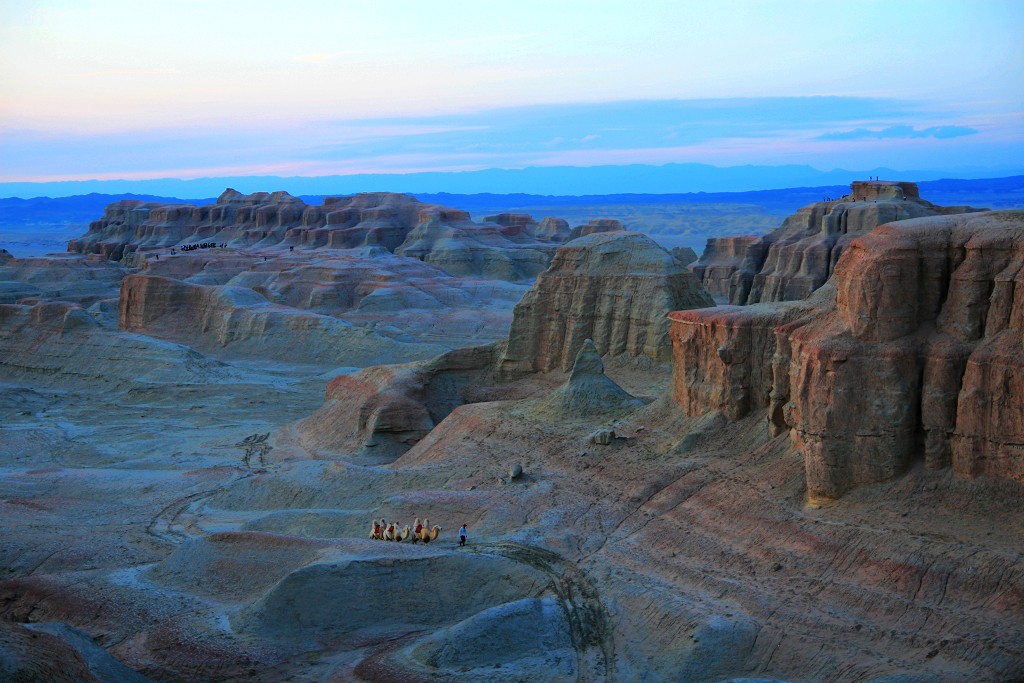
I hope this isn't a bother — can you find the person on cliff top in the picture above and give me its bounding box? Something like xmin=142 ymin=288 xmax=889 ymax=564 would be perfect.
xmin=459 ymin=524 xmax=468 ymax=547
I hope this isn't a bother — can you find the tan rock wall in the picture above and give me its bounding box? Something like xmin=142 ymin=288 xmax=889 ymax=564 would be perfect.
xmin=118 ymin=273 xmax=446 ymax=366
xmin=669 ymin=211 xmax=1024 ymax=497
xmin=689 ymin=181 xmax=982 ymax=308
xmin=500 ymin=232 xmax=713 ymax=378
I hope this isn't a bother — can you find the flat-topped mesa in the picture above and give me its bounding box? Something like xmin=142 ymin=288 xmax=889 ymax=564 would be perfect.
xmin=568 ymin=218 xmax=624 ymax=241
xmin=68 ymin=190 xmax=561 ymax=280
xmin=669 ymin=210 xmax=1024 ymax=498
xmin=482 ymin=213 xmax=571 ymax=243
xmin=689 ymin=180 xmax=983 ymax=305
xmin=484 ymin=213 xmax=536 ymax=235
xmin=850 ymin=179 xmax=920 ymax=200
xmin=498 ymin=231 xmax=714 ymax=379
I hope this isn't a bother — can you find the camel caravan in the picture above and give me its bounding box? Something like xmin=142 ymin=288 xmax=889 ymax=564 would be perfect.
xmin=370 ymin=517 xmax=442 ymax=544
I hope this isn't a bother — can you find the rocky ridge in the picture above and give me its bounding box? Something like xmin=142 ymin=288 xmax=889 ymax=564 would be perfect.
xmin=69 ymin=189 xmax=571 ymax=282
xmin=499 ymin=231 xmax=714 ymax=378
xmin=690 ymin=180 xmax=982 ymax=304
xmin=671 ymin=210 xmax=1024 ymax=498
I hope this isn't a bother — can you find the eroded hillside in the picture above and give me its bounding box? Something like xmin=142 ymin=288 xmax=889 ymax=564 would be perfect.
xmin=0 ymin=187 xmax=1021 ymax=682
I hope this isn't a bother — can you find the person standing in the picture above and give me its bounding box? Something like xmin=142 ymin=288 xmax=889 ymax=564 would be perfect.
xmin=458 ymin=524 xmax=467 ymax=547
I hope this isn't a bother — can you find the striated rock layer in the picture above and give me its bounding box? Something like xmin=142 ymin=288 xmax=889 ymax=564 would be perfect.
xmin=671 ymin=210 xmax=1024 ymax=498
xmin=499 ymin=231 xmax=714 ymax=378
xmin=69 ymin=190 xmax=560 ymax=281
xmin=118 ymin=273 xmax=447 ymax=366
xmin=690 ymin=180 xmax=982 ymax=305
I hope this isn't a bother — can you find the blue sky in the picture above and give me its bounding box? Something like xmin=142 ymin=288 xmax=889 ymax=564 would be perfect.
xmin=1 ymin=0 xmax=1021 ymax=185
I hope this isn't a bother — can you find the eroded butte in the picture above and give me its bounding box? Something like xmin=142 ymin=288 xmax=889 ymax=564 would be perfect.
xmin=0 ymin=186 xmax=1021 ymax=682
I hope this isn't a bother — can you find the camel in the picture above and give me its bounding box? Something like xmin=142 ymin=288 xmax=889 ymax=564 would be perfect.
xmin=399 ymin=525 xmax=411 ymax=542
xmin=412 ymin=518 xmax=442 ymax=544
xmin=369 ymin=518 xmax=385 ymax=540
xmin=384 ymin=522 xmax=399 ymax=542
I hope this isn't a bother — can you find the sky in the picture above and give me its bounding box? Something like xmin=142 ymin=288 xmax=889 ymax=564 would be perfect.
xmin=1 ymin=0 xmax=1022 ymax=189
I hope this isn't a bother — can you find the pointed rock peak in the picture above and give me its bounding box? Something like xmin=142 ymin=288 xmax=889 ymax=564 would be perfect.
xmin=531 ymin=339 xmax=645 ymax=421
xmin=570 ymin=339 xmax=604 ymax=379
xmin=218 ymin=188 xmax=244 ymax=203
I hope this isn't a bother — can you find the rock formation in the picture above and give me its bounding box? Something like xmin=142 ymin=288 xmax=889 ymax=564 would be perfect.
xmin=687 ymin=235 xmax=760 ymax=302
xmin=499 ymin=231 xmax=714 ymax=378
xmin=296 ymin=344 xmax=502 ymax=461
xmin=690 ymin=181 xmax=982 ymax=305
xmin=118 ymin=273 xmax=447 ymax=366
xmin=69 ymin=190 xmax=561 ymax=282
xmin=671 ymin=210 xmax=1024 ymax=498
xmin=531 ymin=339 xmax=645 ymax=420
xmin=567 ymin=218 xmax=624 ymax=241
xmin=535 ymin=217 xmax=572 ymax=243
xmin=395 ymin=210 xmax=556 ymax=281
xmin=669 ymin=246 xmax=698 ymax=266
xmin=0 ymin=254 xmax=125 ymax=306
xmin=2 ymin=185 xmax=1022 ymax=683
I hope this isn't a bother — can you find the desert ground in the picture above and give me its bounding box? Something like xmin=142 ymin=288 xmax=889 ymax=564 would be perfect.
xmin=0 ymin=184 xmax=1021 ymax=682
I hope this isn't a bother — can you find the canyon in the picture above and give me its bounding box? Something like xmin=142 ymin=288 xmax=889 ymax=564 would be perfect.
xmin=0 ymin=184 xmax=1021 ymax=682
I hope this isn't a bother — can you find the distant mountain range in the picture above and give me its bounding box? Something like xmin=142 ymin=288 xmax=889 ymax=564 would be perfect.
xmin=3 ymin=162 xmax=1023 ymax=199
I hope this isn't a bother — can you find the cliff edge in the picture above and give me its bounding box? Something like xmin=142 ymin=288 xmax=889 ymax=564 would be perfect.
xmin=671 ymin=210 xmax=1023 ymax=498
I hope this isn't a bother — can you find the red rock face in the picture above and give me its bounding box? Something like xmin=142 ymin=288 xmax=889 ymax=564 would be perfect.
xmin=668 ymin=301 xmax=817 ymax=421
xmin=689 ymin=181 xmax=982 ymax=306
xmin=670 ymin=210 xmax=1024 ymax=497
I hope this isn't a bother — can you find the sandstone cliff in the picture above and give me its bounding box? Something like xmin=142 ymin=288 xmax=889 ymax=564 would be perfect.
xmin=671 ymin=210 xmax=1023 ymax=498
xmin=118 ymin=274 xmax=447 ymax=366
xmin=567 ymin=218 xmax=624 ymax=241
xmin=499 ymin=231 xmax=714 ymax=378
xmin=688 ymin=235 xmax=760 ymax=302
xmin=395 ymin=211 xmax=557 ymax=281
xmin=69 ymin=190 xmax=561 ymax=282
xmin=690 ymin=181 xmax=982 ymax=305
xmin=295 ymin=343 xmax=555 ymax=461
xmin=0 ymin=254 xmax=125 ymax=306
